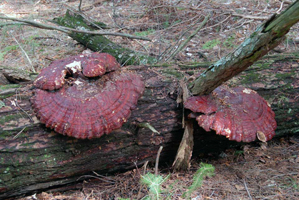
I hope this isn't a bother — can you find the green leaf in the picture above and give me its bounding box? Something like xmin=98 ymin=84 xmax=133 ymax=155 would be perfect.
xmin=0 ymin=100 xmax=5 ymax=108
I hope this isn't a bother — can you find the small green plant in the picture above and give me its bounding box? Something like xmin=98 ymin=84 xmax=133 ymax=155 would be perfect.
xmin=202 ymin=39 xmax=221 ymax=50
xmin=138 ymin=163 xmax=215 ymax=200
xmin=234 ymin=150 xmax=244 ymax=156
xmin=290 ymin=178 xmax=299 ymax=191
xmin=223 ymin=34 xmax=236 ymax=49
xmin=135 ymin=29 xmax=155 ymax=37
xmin=0 ymin=45 xmax=18 ymax=61
xmin=182 ymin=163 xmax=215 ymax=199
xmin=0 ymin=100 xmax=5 ymax=108
xmin=141 ymin=172 xmax=170 ymax=200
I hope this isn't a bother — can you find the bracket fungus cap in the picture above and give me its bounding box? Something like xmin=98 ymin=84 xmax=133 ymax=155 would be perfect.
xmin=184 ymin=86 xmax=277 ymax=142
xmin=31 ymin=53 xmax=144 ymax=139
xmin=34 ymin=52 xmax=120 ymax=90
xmin=82 ymin=53 xmax=120 ymax=77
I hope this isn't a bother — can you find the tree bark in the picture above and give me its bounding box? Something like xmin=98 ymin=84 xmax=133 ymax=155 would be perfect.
xmin=0 ymin=54 xmax=298 ymax=198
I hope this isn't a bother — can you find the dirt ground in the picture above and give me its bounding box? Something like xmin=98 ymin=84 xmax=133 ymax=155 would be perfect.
xmin=1 ymin=0 xmax=298 ymax=199
xmin=23 ymin=136 xmax=298 ymax=200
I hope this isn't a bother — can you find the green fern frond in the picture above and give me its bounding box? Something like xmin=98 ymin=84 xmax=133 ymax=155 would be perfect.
xmin=183 ymin=163 xmax=215 ymax=199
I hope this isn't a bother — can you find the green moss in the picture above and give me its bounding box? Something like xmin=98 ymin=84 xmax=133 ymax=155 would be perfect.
xmin=135 ymin=29 xmax=155 ymax=37
xmin=0 ymin=113 xmax=25 ymax=126
xmin=252 ymin=60 xmax=272 ymax=69
xmin=240 ymin=72 xmax=261 ymax=84
xmin=202 ymin=39 xmax=221 ymax=50
xmin=275 ymin=72 xmax=295 ymax=79
xmin=44 ymin=154 xmax=51 ymax=158
xmin=0 ymin=45 xmax=18 ymax=61
xmin=0 ymin=130 xmax=12 ymax=139
xmin=0 ymin=84 xmax=21 ymax=99
xmin=178 ymin=62 xmax=211 ymax=69
xmin=160 ymin=68 xmax=184 ymax=79
xmin=0 ymin=84 xmax=20 ymax=91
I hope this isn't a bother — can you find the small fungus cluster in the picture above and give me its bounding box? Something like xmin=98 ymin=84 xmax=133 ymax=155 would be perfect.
xmin=184 ymin=86 xmax=277 ymax=142
xmin=31 ymin=52 xmax=144 ymax=139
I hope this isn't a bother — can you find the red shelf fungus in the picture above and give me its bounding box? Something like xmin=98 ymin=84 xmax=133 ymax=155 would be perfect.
xmin=31 ymin=52 xmax=144 ymax=139
xmin=34 ymin=52 xmax=121 ymax=90
xmin=184 ymin=86 xmax=276 ymax=142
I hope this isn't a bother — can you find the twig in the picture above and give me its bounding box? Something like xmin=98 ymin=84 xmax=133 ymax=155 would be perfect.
xmin=142 ymin=161 xmax=149 ymax=175
xmin=0 ymin=16 xmax=151 ymax=41
xmin=78 ymin=0 xmax=83 ymax=12
xmin=276 ymin=1 xmax=284 ymax=13
xmin=158 ymin=15 xmax=202 ymax=60
xmin=165 ymin=13 xmax=211 ymax=61
xmin=155 ymin=146 xmax=163 ymax=176
xmin=92 ymin=171 xmax=115 ymax=182
xmin=137 ymin=161 xmax=149 ymax=200
xmin=231 ymin=13 xmax=269 ymax=20
xmin=9 ymin=31 xmax=36 ymax=73
xmin=14 ymin=89 xmax=34 ymax=122
xmin=77 ymin=175 xmax=115 ymax=183
xmin=225 ymin=19 xmax=254 ymax=33
xmin=159 ymin=13 xmax=232 ymax=60
xmin=200 ymin=14 xmax=232 ymax=32
xmin=243 ymin=179 xmax=253 ymax=200
xmin=13 ymin=126 xmax=27 ymax=139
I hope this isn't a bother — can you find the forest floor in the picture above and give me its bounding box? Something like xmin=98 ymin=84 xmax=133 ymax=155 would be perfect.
xmin=1 ymin=0 xmax=298 ymax=199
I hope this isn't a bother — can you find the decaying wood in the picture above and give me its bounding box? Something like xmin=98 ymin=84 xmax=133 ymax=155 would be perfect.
xmin=0 ymin=66 xmax=35 ymax=83
xmin=0 ymin=54 xmax=298 ymax=198
xmin=172 ymin=120 xmax=194 ymax=170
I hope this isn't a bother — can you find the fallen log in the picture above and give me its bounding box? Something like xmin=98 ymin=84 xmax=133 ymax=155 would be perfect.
xmin=0 ymin=54 xmax=298 ymax=198
xmin=52 ymin=10 xmax=157 ymax=66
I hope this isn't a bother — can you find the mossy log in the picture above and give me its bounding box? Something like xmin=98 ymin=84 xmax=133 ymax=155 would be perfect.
xmin=52 ymin=10 xmax=157 ymax=66
xmin=0 ymin=54 xmax=298 ymax=198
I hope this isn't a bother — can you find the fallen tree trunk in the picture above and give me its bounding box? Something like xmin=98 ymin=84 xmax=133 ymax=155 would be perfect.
xmin=0 ymin=53 xmax=298 ymax=198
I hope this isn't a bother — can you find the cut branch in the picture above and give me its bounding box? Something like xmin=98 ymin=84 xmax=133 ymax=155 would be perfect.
xmin=191 ymin=0 xmax=299 ymax=95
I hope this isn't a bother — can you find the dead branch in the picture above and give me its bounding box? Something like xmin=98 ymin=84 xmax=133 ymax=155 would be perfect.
xmin=165 ymin=13 xmax=211 ymax=61
xmin=231 ymin=13 xmax=269 ymax=20
xmin=0 ymin=16 xmax=151 ymax=41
